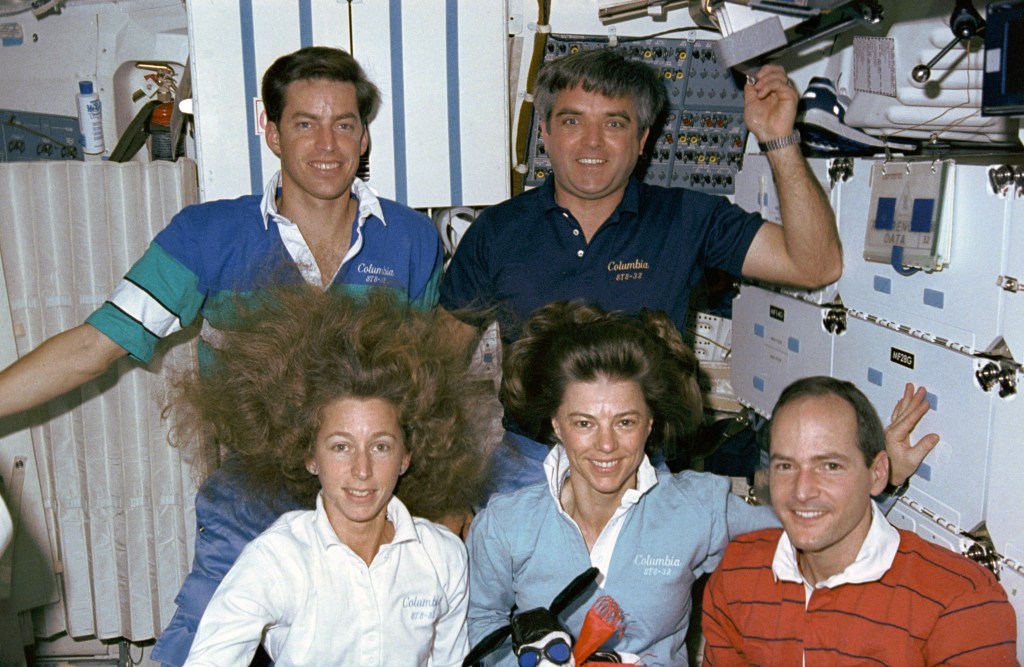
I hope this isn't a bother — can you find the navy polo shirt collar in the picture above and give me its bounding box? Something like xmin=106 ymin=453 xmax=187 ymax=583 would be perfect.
xmin=541 ymin=175 xmax=641 ymax=227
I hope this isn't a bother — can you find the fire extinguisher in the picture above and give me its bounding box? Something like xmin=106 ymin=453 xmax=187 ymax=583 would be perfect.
xmin=148 ymin=98 xmax=174 ymax=160
xmin=144 ymin=68 xmax=177 ymax=161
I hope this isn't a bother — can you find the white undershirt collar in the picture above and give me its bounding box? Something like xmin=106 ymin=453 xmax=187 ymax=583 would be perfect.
xmin=543 ymin=445 xmax=659 ymax=578
xmin=258 ymin=171 xmax=387 ymax=286
xmin=772 ymin=500 xmax=900 ymax=601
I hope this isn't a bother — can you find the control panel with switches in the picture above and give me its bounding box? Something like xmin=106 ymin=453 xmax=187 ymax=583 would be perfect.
xmin=1 ymin=110 xmax=82 ymax=162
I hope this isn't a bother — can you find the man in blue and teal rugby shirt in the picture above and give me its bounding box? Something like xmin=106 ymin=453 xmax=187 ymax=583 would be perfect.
xmin=0 ymin=46 xmax=440 ymax=406
xmin=0 ymin=46 xmax=444 ymax=666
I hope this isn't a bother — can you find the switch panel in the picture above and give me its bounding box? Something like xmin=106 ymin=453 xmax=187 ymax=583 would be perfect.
xmin=0 ymin=110 xmax=81 ymax=163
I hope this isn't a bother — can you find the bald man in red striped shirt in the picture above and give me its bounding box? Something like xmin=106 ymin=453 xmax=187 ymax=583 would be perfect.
xmin=702 ymin=376 xmax=1017 ymax=666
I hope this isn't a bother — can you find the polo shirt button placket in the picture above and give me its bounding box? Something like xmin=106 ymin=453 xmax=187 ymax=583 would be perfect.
xmin=560 ymin=210 xmax=585 ymax=258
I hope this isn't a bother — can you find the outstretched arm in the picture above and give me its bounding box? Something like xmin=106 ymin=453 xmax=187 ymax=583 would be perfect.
xmin=885 ymin=383 xmax=940 ymax=486
xmin=740 ymin=64 xmax=842 ymax=289
xmin=0 ymin=323 xmax=127 ymax=419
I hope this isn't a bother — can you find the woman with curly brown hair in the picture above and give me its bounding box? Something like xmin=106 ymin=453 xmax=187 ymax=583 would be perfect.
xmin=177 ymin=286 xmax=497 ymax=667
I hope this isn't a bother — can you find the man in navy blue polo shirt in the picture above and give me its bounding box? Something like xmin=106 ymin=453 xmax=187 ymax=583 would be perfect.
xmin=440 ymin=49 xmax=841 ymax=494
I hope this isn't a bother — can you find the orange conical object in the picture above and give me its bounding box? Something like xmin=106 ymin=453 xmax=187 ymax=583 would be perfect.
xmin=573 ymin=595 xmax=625 ymax=663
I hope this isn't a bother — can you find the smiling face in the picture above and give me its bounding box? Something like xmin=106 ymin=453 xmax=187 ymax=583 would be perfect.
xmin=768 ymin=393 xmax=888 ymax=583
xmin=551 ymin=377 xmax=653 ymax=507
xmin=540 ymin=86 xmax=649 ymax=213
xmin=307 ymin=396 xmax=409 ymax=540
xmin=265 ymin=78 xmax=369 ymax=210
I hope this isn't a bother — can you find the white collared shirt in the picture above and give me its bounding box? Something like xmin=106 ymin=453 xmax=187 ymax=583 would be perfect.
xmin=771 ymin=500 xmax=900 ymax=604
xmin=260 ymin=171 xmax=388 ymax=287
xmin=185 ymin=494 xmax=469 ymax=667
xmin=543 ymin=444 xmax=659 ymax=577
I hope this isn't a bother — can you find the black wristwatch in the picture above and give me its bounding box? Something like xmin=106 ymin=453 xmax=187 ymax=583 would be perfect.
xmin=883 ymin=478 xmax=911 ymax=497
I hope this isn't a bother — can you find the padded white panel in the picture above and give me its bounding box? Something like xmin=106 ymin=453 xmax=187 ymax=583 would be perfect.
xmin=832 ymin=316 xmax=992 ymax=531
xmin=187 ymin=0 xmax=509 ymax=207
xmin=0 ymin=160 xmax=200 ymax=641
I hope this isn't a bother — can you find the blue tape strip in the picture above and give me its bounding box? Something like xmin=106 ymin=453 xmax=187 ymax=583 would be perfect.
xmin=875 ymin=197 xmax=896 ymax=230
xmin=445 ymin=0 xmax=463 ymax=204
xmin=917 ymin=462 xmax=931 ymax=481
xmin=239 ymin=0 xmax=263 ymax=196
xmin=911 ymin=198 xmax=934 ymax=233
xmin=300 ymin=0 xmax=313 ymax=47
xmin=890 ymin=246 xmax=919 ymax=277
xmin=868 ymin=367 xmax=883 ymax=386
xmin=923 ymin=288 xmax=944 ymax=309
xmin=389 ymin=0 xmax=408 ymax=203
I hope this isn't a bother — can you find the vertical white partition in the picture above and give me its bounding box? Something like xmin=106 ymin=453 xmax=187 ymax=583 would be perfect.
xmin=186 ymin=0 xmax=509 ymax=208
xmin=0 ymin=159 xmax=200 ymax=643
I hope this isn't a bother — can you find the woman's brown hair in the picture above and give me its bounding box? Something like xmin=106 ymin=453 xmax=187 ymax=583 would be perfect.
xmin=169 ymin=286 xmax=499 ymax=521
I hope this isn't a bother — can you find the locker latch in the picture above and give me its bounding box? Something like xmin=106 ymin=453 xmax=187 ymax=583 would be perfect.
xmin=828 ymin=157 xmax=853 ymax=188
xmin=996 ymin=275 xmax=1019 ymax=293
xmin=823 ymin=306 xmax=847 ymax=335
xmin=963 ymin=527 xmax=1002 ymax=579
xmin=975 ymin=361 xmax=1018 ymax=398
xmin=975 ymin=337 xmax=1020 ymax=398
xmin=988 ymin=164 xmax=1024 ymax=196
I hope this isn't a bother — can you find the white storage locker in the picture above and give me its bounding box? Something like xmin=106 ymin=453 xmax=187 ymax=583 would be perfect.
xmin=731 ymin=285 xmax=837 ymax=418
xmin=832 ymin=316 xmax=993 ymax=532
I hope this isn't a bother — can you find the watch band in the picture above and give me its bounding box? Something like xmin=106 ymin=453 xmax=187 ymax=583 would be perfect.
xmin=758 ymin=130 xmax=801 ymax=153
xmin=883 ymin=478 xmax=910 ymax=498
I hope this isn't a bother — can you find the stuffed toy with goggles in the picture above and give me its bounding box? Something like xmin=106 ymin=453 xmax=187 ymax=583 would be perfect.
xmin=463 ymin=568 xmax=641 ymax=666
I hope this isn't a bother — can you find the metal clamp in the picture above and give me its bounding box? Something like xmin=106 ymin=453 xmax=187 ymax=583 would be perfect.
xmin=828 ymin=157 xmax=853 ymax=187
xmin=823 ymin=306 xmax=847 ymax=335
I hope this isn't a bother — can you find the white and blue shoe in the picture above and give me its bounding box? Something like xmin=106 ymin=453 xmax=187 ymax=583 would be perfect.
xmin=797 ymin=76 xmax=917 ymax=155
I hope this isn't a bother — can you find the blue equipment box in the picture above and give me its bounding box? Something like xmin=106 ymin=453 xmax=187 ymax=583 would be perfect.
xmin=0 ymin=109 xmax=82 ymax=162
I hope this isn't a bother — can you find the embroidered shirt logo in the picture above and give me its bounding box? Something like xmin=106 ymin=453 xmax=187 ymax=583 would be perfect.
xmin=404 ymin=595 xmax=442 ymax=621
xmin=358 ymin=262 xmax=397 ymax=285
xmin=635 ymin=553 xmax=681 ymax=576
xmin=608 ymin=258 xmax=649 ymax=282
xmin=403 ymin=595 xmax=441 ymax=609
